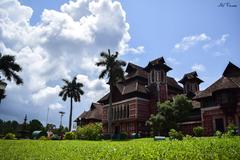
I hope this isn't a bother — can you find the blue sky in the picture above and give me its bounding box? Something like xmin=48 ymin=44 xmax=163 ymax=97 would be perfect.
xmin=18 ymin=0 xmax=240 ymax=87
xmin=0 ymin=0 xmax=239 ymax=127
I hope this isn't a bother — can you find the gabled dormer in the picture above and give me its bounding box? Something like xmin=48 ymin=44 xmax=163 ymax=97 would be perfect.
xmin=125 ymin=63 xmax=148 ymax=85
xmin=145 ymin=57 xmax=172 ymax=85
xmin=179 ymin=71 xmax=203 ymax=94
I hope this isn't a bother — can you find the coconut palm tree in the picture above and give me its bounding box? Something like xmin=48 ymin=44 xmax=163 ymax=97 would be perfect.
xmin=96 ymin=49 xmax=126 ymax=134
xmin=0 ymin=53 xmax=23 ymax=85
xmin=0 ymin=80 xmax=6 ymax=103
xmin=59 ymin=77 xmax=84 ymax=131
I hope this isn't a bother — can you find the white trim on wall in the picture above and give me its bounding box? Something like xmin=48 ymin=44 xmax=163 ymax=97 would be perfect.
xmin=103 ymin=97 xmax=149 ymax=107
xmin=201 ymin=106 xmax=221 ymax=111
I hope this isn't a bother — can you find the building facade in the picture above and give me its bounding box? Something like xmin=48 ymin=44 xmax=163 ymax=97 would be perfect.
xmin=98 ymin=57 xmax=186 ymax=135
xmin=75 ymin=57 xmax=240 ymax=136
xmin=194 ymin=62 xmax=240 ymax=135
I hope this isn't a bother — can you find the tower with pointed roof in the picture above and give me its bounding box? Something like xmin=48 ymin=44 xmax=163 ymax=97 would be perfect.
xmin=145 ymin=57 xmax=172 ymax=103
xmin=179 ymin=71 xmax=203 ymax=96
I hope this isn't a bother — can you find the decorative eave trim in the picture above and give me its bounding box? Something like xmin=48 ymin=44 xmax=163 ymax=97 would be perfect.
xmin=103 ymin=97 xmax=149 ymax=107
xmin=178 ymin=121 xmax=202 ymax=125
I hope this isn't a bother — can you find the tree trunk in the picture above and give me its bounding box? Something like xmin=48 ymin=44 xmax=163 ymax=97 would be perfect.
xmin=69 ymin=97 xmax=73 ymax=131
xmin=108 ymin=85 xmax=113 ymax=136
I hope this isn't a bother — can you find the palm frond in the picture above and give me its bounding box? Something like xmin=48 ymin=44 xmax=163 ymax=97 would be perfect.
xmin=9 ymin=70 xmax=23 ymax=85
xmin=99 ymin=69 xmax=108 ymax=79
xmin=96 ymin=60 xmax=106 ymax=66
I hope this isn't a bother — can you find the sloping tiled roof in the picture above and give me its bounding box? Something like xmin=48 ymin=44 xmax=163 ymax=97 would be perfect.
xmin=167 ymin=76 xmax=183 ymax=91
xmin=145 ymin=57 xmax=172 ymax=72
xmin=223 ymin=62 xmax=240 ymax=77
xmin=126 ymin=63 xmax=144 ymax=73
xmin=74 ymin=103 xmax=103 ymax=122
xmin=194 ymin=62 xmax=240 ymax=100
xmin=98 ymin=57 xmax=183 ymax=102
xmin=179 ymin=71 xmax=203 ymax=84
xmin=194 ymin=76 xmax=240 ymax=99
xmin=122 ymin=81 xmax=148 ymax=95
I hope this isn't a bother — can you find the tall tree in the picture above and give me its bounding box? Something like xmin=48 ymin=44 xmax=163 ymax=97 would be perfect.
xmin=59 ymin=77 xmax=84 ymax=131
xmin=0 ymin=53 xmax=23 ymax=85
xmin=96 ymin=49 xmax=126 ymax=134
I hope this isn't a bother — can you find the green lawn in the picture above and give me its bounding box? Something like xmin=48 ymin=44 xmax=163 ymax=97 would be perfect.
xmin=0 ymin=137 xmax=240 ymax=160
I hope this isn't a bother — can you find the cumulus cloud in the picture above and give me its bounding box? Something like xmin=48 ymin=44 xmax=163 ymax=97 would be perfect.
xmin=174 ymin=33 xmax=210 ymax=52
xmin=76 ymin=74 xmax=108 ymax=102
xmin=0 ymin=0 xmax=142 ymax=126
xmin=202 ymin=34 xmax=229 ymax=50
xmin=191 ymin=64 xmax=206 ymax=72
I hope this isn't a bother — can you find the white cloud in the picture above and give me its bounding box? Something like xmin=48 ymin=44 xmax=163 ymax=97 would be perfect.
xmin=32 ymin=86 xmax=61 ymax=105
xmin=124 ymin=46 xmax=144 ymax=54
xmin=202 ymin=34 xmax=229 ymax=50
xmin=191 ymin=64 xmax=206 ymax=72
xmin=0 ymin=0 xmax=141 ymax=125
xmin=76 ymin=74 xmax=108 ymax=102
xmin=174 ymin=33 xmax=210 ymax=52
xmin=49 ymin=103 xmax=64 ymax=110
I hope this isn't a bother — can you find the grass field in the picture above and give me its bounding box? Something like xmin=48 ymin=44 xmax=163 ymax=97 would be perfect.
xmin=0 ymin=137 xmax=240 ymax=160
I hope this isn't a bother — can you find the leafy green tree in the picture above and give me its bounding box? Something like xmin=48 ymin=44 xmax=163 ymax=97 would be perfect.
xmin=59 ymin=77 xmax=84 ymax=131
xmin=0 ymin=119 xmax=19 ymax=135
xmin=28 ymin=119 xmax=43 ymax=133
xmin=146 ymin=95 xmax=192 ymax=135
xmin=96 ymin=49 xmax=126 ymax=134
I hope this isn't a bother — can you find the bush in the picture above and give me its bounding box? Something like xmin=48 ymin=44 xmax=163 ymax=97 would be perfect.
xmin=120 ymin=132 xmax=128 ymax=139
xmin=227 ymin=124 xmax=238 ymax=136
xmin=215 ymin=130 xmax=222 ymax=138
xmin=4 ymin=133 xmax=16 ymax=140
xmin=168 ymin=129 xmax=183 ymax=140
xmin=76 ymin=123 xmax=102 ymax=140
xmin=39 ymin=136 xmax=48 ymax=140
xmin=193 ymin=126 xmax=204 ymax=137
xmin=50 ymin=134 xmax=60 ymax=140
xmin=185 ymin=134 xmax=192 ymax=140
xmin=64 ymin=132 xmax=75 ymax=140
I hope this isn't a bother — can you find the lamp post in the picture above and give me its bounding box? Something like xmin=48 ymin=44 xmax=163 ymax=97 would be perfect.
xmin=59 ymin=111 xmax=65 ymax=128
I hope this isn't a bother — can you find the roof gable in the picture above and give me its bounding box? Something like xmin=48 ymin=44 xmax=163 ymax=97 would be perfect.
xmin=179 ymin=71 xmax=203 ymax=84
xmin=145 ymin=57 xmax=172 ymax=72
xmin=223 ymin=62 xmax=240 ymax=77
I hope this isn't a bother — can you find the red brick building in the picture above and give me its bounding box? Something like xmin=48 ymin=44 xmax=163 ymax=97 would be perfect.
xmin=194 ymin=62 xmax=240 ymax=135
xmin=98 ymin=57 xmax=187 ymax=135
xmin=75 ymin=58 xmax=240 ymax=136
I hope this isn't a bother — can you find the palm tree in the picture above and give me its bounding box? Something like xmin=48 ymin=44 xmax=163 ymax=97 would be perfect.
xmin=0 ymin=80 xmax=6 ymax=103
xmin=96 ymin=49 xmax=126 ymax=135
xmin=59 ymin=77 xmax=84 ymax=131
xmin=0 ymin=53 xmax=23 ymax=85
